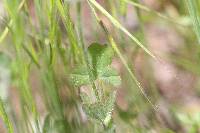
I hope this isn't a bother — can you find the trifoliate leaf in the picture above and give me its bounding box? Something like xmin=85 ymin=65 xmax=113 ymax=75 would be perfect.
xmin=98 ymin=67 xmax=121 ymax=87
xmin=70 ymin=66 xmax=90 ymax=87
xmin=70 ymin=43 xmax=121 ymax=87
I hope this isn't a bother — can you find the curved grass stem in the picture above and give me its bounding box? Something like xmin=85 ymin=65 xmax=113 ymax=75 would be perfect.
xmin=88 ymin=0 xmax=157 ymax=60
xmin=87 ymin=0 xmax=158 ymax=110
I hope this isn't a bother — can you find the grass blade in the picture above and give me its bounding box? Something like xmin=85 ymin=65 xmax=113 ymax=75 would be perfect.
xmin=0 ymin=98 xmax=14 ymax=133
xmin=0 ymin=0 xmax=25 ymax=44
xmin=124 ymin=0 xmax=186 ymax=26
xmin=88 ymin=0 xmax=157 ymax=60
xmin=108 ymin=35 xmax=157 ymax=110
xmin=185 ymin=0 xmax=200 ymax=43
xmin=87 ymin=1 xmax=157 ymax=110
xmin=56 ymin=0 xmax=83 ymax=63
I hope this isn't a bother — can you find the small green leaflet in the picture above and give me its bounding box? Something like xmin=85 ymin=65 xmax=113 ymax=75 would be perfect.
xmin=70 ymin=66 xmax=91 ymax=87
xmin=83 ymin=91 xmax=116 ymax=125
xmin=70 ymin=43 xmax=121 ymax=87
xmin=98 ymin=67 xmax=121 ymax=86
xmin=88 ymin=43 xmax=114 ymax=71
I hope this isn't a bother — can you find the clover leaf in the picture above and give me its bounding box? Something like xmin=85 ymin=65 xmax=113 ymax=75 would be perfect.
xmin=70 ymin=43 xmax=121 ymax=87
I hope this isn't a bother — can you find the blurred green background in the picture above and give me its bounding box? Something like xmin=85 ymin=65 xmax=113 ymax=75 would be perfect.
xmin=0 ymin=0 xmax=200 ymax=133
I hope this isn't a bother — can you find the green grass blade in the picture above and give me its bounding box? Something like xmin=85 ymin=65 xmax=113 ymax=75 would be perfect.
xmin=108 ymin=36 xmax=157 ymax=110
xmin=87 ymin=1 xmax=157 ymax=110
xmin=56 ymin=0 xmax=83 ymax=63
xmin=185 ymin=0 xmax=200 ymax=43
xmin=88 ymin=0 xmax=157 ymax=60
xmin=0 ymin=22 xmax=10 ymax=44
xmin=124 ymin=0 xmax=186 ymax=26
xmin=22 ymin=44 xmax=40 ymax=68
xmin=0 ymin=98 xmax=14 ymax=133
xmin=0 ymin=0 xmax=25 ymax=44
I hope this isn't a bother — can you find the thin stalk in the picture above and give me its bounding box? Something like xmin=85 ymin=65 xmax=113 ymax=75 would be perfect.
xmin=0 ymin=98 xmax=14 ymax=133
xmin=0 ymin=0 xmax=25 ymax=43
xmin=107 ymin=34 xmax=158 ymax=111
xmin=4 ymin=0 xmax=40 ymax=132
xmin=56 ymin=0 xmax=83 ymax=63
xmin=185 ymin=0 xmax=200 ymax=43
xmin=88 ymin=0 xmax=157 ymax=60
xmin=124 ymin=0 xmax=187 ymax=26
xmin=77 ymin=1 xmax=100 ymax=101
xmin=87 ymin=0 xmax=158 ymax=110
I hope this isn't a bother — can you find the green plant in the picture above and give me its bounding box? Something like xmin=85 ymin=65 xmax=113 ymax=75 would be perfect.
xmin=185 ymin=0 xmax=200 ymax=43
xmin=0 ymin=98 xmax=13 ymax=133
xmin=70 ymin=43 xmax=121 ymax=131
xmin=0 ymin=0 xmax=200 ymax=132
